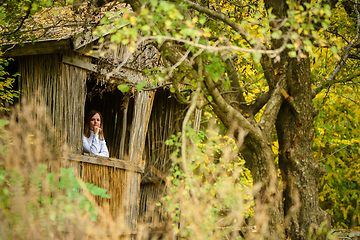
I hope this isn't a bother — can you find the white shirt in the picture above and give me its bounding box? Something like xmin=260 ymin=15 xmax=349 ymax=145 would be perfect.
xmin=83 ymin=130 xmax=109 ymax=157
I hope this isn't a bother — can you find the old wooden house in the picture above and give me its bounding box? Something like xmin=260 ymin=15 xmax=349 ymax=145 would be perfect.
xmin=2 ymin=26 xmax=200 ymax=234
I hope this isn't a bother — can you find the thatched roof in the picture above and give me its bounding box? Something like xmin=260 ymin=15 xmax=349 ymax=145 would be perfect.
xmin=1 ymin=2 xmax=122 ymax=55
xmin=0 ymin=2 xmax=129 ymax=44
xmin=1 ymin=1 xmax=162 ymax=86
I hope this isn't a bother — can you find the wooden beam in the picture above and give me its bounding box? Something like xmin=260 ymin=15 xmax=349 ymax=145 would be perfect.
xmin=123 ymin=90 xmax=155 ymax=232
xmin=62 ymin=55 xmax=96 ymax=71
xmin=68 ymin=153 xmax=144 ymax=173
xmin=128 ymin=91 xmax=156 ymax=166
xmin=62 ymin=55 xmax=148 ymax=83
xmin=2 ymin=39 xmax=72 ymax=58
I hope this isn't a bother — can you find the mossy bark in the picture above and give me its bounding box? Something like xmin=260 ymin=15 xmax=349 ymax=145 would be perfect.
xmin=276 ymin=57 xmax=330 ymax=240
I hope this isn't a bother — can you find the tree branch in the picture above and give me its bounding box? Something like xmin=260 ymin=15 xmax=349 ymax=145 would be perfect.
xmin=140 ymin=35 xmax=287 ymax=55
xmin=312 ymin=44 xmax=355 ymax=97
xmin=182 ymin=0 xmax=253 ymax=47
xmin=260 ymin=54 xmax=276 ymax=89
xmin=258 ymin=74 xmax=286 ymax=138
xmin=224 ymin=57 xmax=247 ymax=108
xmin=355 ymin=0 xmax=360 ymax=44
xmin=249 ymin=91 xmax=271 ymax=115
xmin=2 ymin=3 xmax=32 ymax=36
xmin=202 ymin=65 xmax=262 ymax=140
xmin=312 ymin=72 xmax=360 ymax=97
xmin=181 ymin=56 xmax=203 ymax=174
xmin=313 ymin=0 xmax=360 ymax=97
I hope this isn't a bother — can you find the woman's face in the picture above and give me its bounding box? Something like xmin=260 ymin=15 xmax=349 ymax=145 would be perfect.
xmin=89 ymin=113 xmax=101 ymax=131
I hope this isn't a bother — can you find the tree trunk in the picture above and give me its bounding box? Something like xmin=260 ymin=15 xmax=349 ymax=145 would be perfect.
xmin=241 ymin=136 xmax=285 ymax=239
xmin=276 ymin=57 xmax=330 ymax=239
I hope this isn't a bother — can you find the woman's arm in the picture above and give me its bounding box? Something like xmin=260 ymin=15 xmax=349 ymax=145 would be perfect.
xmin=83 ymin=135 xmax=109 ymax=157
xmin=98 ymin=139 xmax=109 ymax=157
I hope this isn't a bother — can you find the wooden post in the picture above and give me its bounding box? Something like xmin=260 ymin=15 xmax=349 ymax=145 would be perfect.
xmin=119 ymin=94 xmax=130 ymax=160
xmin=124 ymin=90 xmax=155 ymax=233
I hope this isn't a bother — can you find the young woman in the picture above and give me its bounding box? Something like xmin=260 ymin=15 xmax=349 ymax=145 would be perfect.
xmin=83 ymin=110 xmax=109 ymax=157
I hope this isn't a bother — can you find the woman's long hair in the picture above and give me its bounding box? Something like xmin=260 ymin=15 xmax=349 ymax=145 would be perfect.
xmin=84 ymin=110 xmax=104 ymax=140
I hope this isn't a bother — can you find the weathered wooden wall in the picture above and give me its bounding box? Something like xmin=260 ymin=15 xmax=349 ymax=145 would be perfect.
xmin=125 ymin=90 xmax=155 ymax=231
xmin=139 ymin=91 xmax=187 ymax=223
xmin=82 ymin=162 xmax=125 ymax=214
xmin=18 ymin=52 xmax=89 ymax=153
xmin=46 ymin=153 xmax=144 ymax=222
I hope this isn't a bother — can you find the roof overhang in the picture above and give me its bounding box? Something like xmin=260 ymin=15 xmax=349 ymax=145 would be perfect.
xmin=1 ymin=38 xmax=73 ymax=58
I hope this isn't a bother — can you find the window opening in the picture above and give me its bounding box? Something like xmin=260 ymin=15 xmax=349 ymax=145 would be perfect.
xmin=85 ymin=77 xmax=134 ymax=159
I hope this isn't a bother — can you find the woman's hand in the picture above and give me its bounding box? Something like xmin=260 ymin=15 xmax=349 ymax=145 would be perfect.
xmin=93 ymin=127 xmax=102 ymax=135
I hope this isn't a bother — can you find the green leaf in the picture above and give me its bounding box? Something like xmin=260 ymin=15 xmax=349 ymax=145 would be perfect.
xmin=291 ymin=32 xmax=299 ymax=39
xmin=324 ymin=5 xmax=331 ymax=18
xmin=141 ymin=25 xmax=150 ymax=32
xmin=252 ymin=52 xmax=262 ymax=63
xmin=110 ymin=34 xmax=121 ymax=43
xmin=288 ymin=51 xmax=297 ymax=58
xmin=199 ymin=16 xmax=206 ymax=25
xmin=330 ymin=46 xmax=338 ymax=55
xmin=45 ymin=1 xmax=52 ymax=7
xmin=135 ymin=81 xmax=147 ymax=92
xmin=117 ymin=84 xmax=130 ymax=93
xmin=271 ymin=30 xmax=282 ymax=39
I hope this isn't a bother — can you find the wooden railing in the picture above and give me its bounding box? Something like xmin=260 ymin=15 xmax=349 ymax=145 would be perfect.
xmin=68 ymin=153 xmax=144 ymax=173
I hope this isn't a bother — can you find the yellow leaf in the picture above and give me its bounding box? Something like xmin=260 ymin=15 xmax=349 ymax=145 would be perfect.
xmin=130 ymin=16 xmax=136 ymax=25
xmin=128 ymin=45 xmax=136 ymax=53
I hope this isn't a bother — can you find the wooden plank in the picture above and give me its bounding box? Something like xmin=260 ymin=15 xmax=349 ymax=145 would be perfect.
xmin=68 ymin=153 xmax=144 ymax=173
xmin=62 ymin=55 xmax=96 ymax=71
xmin=62 ymin=55 xmax=148 ymax=83
xmin=2 ymin=39 xmax=72 ymax=57
xmin=128 ymin=91 xmax=155 ymax=166
xmin=123 ymin=90 xmax=155 ymax=232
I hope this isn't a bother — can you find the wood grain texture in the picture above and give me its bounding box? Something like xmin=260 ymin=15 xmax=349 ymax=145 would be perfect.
xmin=68 ymin=153 xmax=144 ymax=173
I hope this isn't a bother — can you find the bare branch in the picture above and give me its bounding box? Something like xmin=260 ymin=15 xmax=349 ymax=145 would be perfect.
xmin=2 ymin=3 xmax=32 ymax=36
xmin=326 ymin=28 xmax=351 ymax=45
xmin=312 ymin=72 xmax=360 ymax=97
xmin=140 ymin=35 xmax=287 ymax=55
xmin=223 ymin=0 xmax=257 ymax=11
xmin=329 ymin=90 xmax=360 ymax=107
xmin=313 ymin=0 xmax=360 ymax=97
xmin=355 ymin=0 xmax=360 ymax=43
xmin=317 ymin=144 xmax=352 ymax=162
xmin=182 ymin=0 xmax=253 ymax=46
xmin=349 ymin=53 xmax=360 ymax=59
xmin=312 ymin=45 xmax=355 ymax=97
xmin=281 ymin=89 xmax=301 ymax=114
xmin=181 ymin=57 xmax=203 ymax=182
xmin=249 ymin=91 xmax=271 ymax=115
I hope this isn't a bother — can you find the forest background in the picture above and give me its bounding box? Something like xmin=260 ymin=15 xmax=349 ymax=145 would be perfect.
xmin=0 ymin=0 xmax=360 ymax=239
